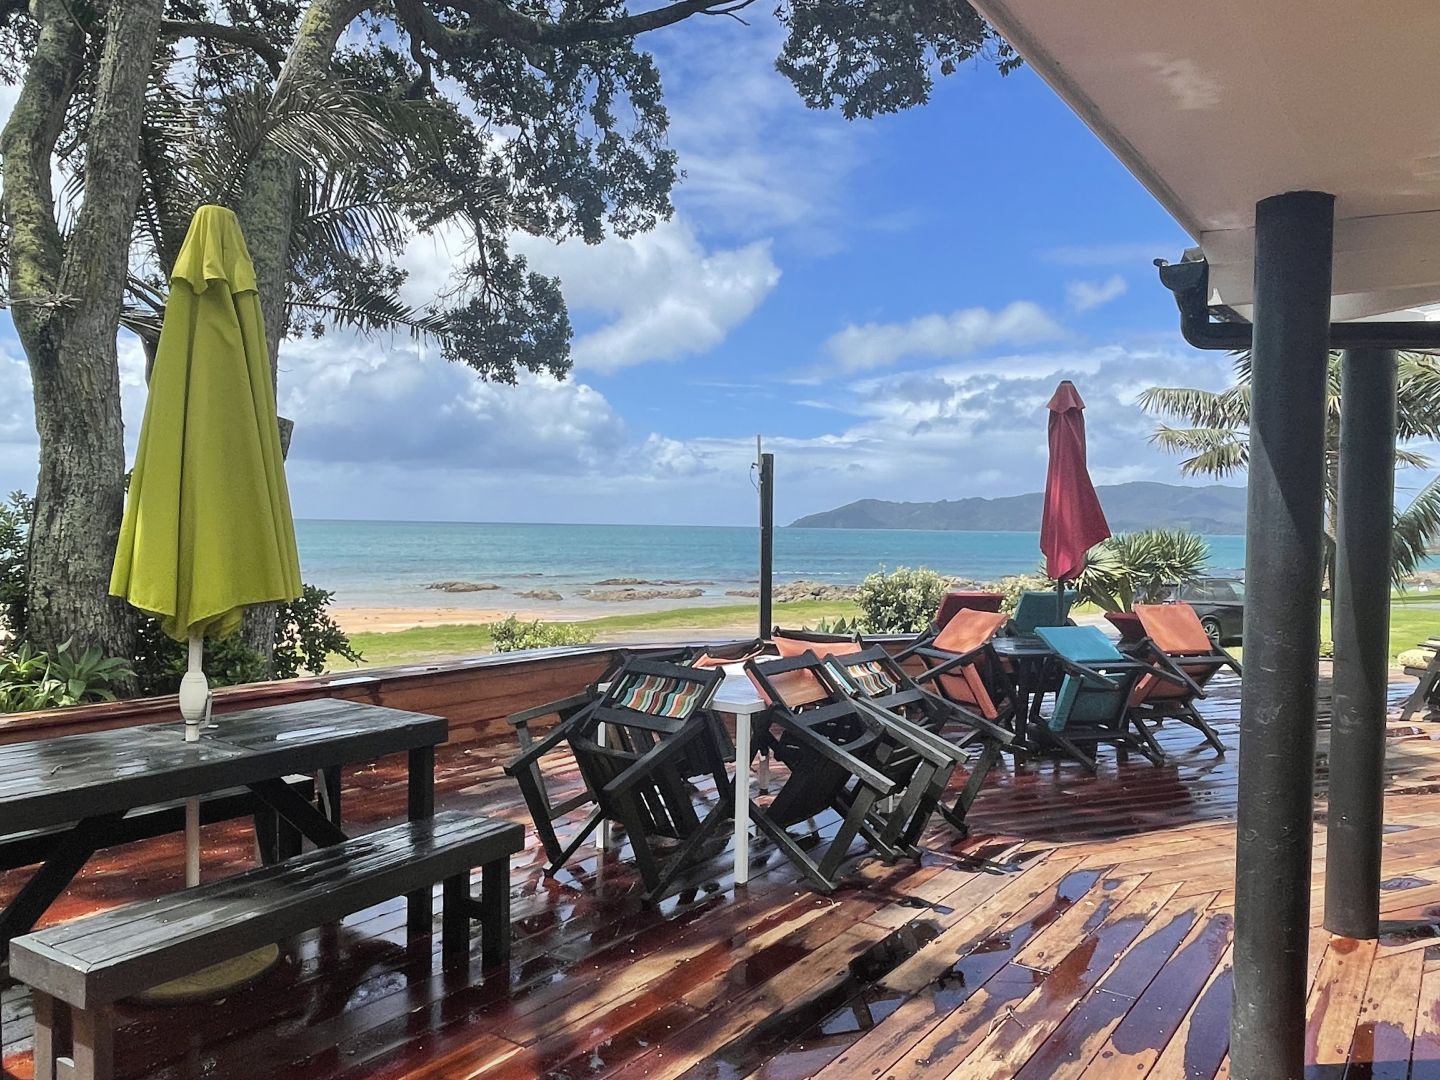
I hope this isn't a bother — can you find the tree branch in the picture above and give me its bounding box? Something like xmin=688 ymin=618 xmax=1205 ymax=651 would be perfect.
xmin=0 ymin=0 xmax=83 ymax=339
xmin=423 ymin=0 xmax=757 ymax=54
xmin=160 ymin=19 xmax=286 ymax=77
xmin=58 ymin=0 xmax=167 ymax=306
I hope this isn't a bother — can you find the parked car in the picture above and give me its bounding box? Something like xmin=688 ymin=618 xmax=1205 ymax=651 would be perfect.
xmin=1166 ymin=577 xmax=1245 ymax=644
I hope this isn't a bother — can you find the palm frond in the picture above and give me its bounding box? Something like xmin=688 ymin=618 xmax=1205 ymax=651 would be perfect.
xmin=1148 ymin=426 xmax=1249 ymax=477
xmin=290 ymin=285 xmax=451 ymax=340
xmin=1394 ymin=474 xmax=1440 ymax=586
xmin=1137 ymin=384 xmax=1250 ymax=429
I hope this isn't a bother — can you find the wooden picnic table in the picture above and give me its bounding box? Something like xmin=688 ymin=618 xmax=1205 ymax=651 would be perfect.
xmin=0 ymin=698 xmax=448 ymax=953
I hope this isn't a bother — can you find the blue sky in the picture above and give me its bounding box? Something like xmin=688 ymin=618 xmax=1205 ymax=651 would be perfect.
xmin=0 ymin=17 xmax=1262 ymax=527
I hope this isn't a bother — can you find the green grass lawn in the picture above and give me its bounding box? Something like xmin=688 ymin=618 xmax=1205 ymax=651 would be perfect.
xmin=344 ymin=600 xmax=861 ymax=668
xmin=342 ymin=592 xmax=1440 ymax=669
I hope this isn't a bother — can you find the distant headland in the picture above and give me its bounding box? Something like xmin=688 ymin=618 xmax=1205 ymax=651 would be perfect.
xmin=789 ymin=481 xmax=1247 ymax=535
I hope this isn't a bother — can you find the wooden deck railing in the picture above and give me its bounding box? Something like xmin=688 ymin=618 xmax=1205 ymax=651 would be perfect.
xmin=0 ymin=645 xmax=647 ymax=747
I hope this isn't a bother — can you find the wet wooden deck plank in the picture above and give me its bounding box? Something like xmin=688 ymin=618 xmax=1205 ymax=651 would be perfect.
xmin=1348 ymin=949 xmax=1425 ymax=1080
xmin=5 ymin=673 xmax=1440 ymax=1079
xmin=933 ymin=882 xmax=1191 ymax=1080
xmin=1304 ymin=938 xmax=1379 ymax=1075
xmin=1003 ymin=890 xmax=1214 ymax=1080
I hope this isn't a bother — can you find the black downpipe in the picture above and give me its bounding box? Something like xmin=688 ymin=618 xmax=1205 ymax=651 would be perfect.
xmin=1230 ymin=190 xmax=1334 ymax=1080
xmin=1324 ymin=348 xmax=1398 ymax=939
xmin=1156 ymin=257 xmax=1440 ymax=351
xmin=759 ymin=452 xmax=774 ymax=640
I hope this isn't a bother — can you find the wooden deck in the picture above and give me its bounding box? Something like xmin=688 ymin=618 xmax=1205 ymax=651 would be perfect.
xmin=4 ymin=664 xmax=1440 ymax=1079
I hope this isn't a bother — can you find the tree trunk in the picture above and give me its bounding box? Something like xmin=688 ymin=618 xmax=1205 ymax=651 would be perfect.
xmin=232 ymin=0 xmax=366 ymax=670
xmin=25 ymin=331 xmax=134 ymax=657
xmin=3 ymin=0 xmax=166 ymax=662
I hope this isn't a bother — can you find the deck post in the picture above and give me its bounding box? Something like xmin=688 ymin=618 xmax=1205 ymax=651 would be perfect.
xmin=1323 ymin=347 xmax=1398 ymax=939
xmin=1231 ymin=190 xmax=1334 ymax=1080
xmin=759 ymin=451 xmax=774 ymax=639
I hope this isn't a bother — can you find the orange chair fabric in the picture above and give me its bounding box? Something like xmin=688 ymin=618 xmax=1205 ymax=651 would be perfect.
xmin=1130 ymin=603 xmax=1221 ymax=705
xmin=772 ymin=634 xmax=863 ymax=660
xmin=933 ymin=610 xmax=1007 ymax=654
xmin=1134 ymin=603 xmax=1213 ymax=654
xmin=928 ymin=609 xmax=1007 ymax=720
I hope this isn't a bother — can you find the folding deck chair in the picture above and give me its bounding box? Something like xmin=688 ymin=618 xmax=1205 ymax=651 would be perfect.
xmin=1400 ymin=638 xmax=1440 ymax=721
xmin=1033 ymin=625 xmax=1172 ymax=771
xmin=898 ymin=609 xmax=1016 ymax=746
xmin=825 ymin=645 xmax=1012 ymax=833
xmin=505 ymin=657 xmax=732 ymax=897
xmin=504 ymin=651 xmax=629 ymax=869
xmin=744 ymin=652 xmax=947 ymax=891
xmin=1127 ymin=602 xmax=1242 ymax=751
xmin=770 ymin=626 xmax=864 ymax=658
xmin=1008 ymin=589 xmax=1077 ymax=636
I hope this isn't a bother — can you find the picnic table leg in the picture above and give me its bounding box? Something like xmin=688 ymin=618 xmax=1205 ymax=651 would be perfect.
xmin=31 ymin=991 xmax=56 ymax=1080
xmin=68 ymin=1005 xmax=114 ymax=1080
xmin=408 ymin=746 xmax=436 ymax=937
xmin=480 ymin=859 xmax=511 ymax=967
xmin=319 ymin=766 xmax=342 ymax=825
xmin=0 ymin=814 xmax=121 ymax=953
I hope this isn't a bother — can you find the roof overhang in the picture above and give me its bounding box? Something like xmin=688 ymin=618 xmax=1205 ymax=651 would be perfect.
xmin=971 ymin=0 xmax=1440 ymax=322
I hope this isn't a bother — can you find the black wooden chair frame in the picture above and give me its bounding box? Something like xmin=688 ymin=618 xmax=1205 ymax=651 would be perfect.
xmin=823 ymin=646 xmax=1011 ymax=835
xmin=558 ymin=658 xmax=731 ymax=900
xmin=746 ymin=654 xmax=937 ymax=892
xmin=1038 ymin=654 xmax=1178 ymax=771
xmin=1127 ymin=637 xmax=1241 ymax=752
xmin=898 ymin=639 xmax=1018 ymax=748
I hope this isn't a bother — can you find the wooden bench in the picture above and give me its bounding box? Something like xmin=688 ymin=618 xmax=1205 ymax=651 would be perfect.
xmin=0 ymin=775 xmax=316 ymax=872
xmin=1400 ymin=638 xmax=1440 ymax=721
xmin=9 ymin=810 xmax=523 ymax=1080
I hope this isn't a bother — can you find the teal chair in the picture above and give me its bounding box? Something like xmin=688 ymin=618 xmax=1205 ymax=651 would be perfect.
xmin=1034 ymin=625 xmax=1166 ymax=770
xmin=1009 ymin=590 xmax=1077 ymax=636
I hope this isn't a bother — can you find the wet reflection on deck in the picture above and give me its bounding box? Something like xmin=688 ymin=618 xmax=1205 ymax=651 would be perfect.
xmin=2 ymin=674 xmax=1439 ymax=1078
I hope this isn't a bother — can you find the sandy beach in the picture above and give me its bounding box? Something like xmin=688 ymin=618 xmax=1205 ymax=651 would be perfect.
xmin=332 ymin=604 xmax=571 ymax=634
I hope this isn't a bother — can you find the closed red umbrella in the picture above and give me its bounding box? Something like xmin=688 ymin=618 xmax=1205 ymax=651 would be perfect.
xmin=1041 ymin=380 xmax=1111 ymax=583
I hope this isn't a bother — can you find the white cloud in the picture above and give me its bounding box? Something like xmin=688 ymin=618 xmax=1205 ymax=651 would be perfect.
xmin=822 ymin=301 xmax=1066 ymax=374
xmin=1066 ymin=274 xmax=1128 ymax=312
xmin=654 ymin=19 xmax=865 ymax=245
xmin=513 ymin=219 xmax=780 ymax=373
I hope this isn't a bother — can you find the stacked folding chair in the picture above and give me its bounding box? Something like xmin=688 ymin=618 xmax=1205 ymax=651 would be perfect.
xmin=506 ymin=656 xmax=733 ymax=900
xmin=744 ymin=651 xmax=963 ymax=891
xmin=823 ymin=645 xmax=1012 ymax=834
xmin=898 ymin=609 xmax=1016 ymax=745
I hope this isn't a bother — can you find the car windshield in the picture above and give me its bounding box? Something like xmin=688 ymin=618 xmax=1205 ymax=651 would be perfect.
xmin=1227 ymin=581 xmax=1245 ymax=599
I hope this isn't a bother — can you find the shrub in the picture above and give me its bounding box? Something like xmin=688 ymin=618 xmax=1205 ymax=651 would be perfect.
xmin=855 ymin=566 xmax=947 ymax=634
xmin=490 ymin=615 xmax=594 ymax=653
xmin=0 ymin=491 xmax=32 ymax=643
xmin=0 ymin=640 xmax=134 ymax=713
xmin=133 ymin=584 xmax=363 ymax=695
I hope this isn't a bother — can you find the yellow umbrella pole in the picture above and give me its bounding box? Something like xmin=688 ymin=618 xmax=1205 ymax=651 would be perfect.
xmin=179 ymin=634 xmax=210 ymax=886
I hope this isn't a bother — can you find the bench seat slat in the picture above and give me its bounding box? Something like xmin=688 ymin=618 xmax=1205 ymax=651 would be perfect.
xmin=10 ymin=810 xmax=521 ymax=1009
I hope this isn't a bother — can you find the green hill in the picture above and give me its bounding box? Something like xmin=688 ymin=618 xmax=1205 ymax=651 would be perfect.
xmin=789 ymin=481 xmax=1247 ymax=534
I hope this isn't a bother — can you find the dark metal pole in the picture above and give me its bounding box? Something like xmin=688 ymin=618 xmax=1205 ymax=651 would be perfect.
xmin=759 ymin=451 xmax=774 ymax=639
xmin=1231 ymin=190 xmax=1334 ymax=1080
xmin=1323 ymin=348 xmax=1398 ymax=938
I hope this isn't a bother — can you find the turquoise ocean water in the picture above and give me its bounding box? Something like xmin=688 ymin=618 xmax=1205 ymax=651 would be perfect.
xmin=296 ymin=520 xmax=1250 ymax=612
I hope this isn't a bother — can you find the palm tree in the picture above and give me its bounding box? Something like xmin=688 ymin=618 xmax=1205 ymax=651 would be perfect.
xmin=1076 ymin=529 xmax=1211 ymax=612
xmin=1139 ymin=353 xmax=1440 ymax=589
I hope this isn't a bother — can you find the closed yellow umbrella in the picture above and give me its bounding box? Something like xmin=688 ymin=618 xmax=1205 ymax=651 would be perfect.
xmin=111 ymin=204 xmax=301 ymax=884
